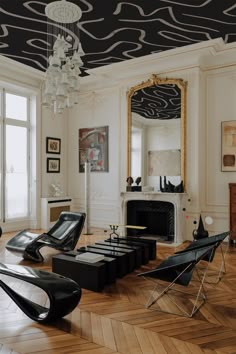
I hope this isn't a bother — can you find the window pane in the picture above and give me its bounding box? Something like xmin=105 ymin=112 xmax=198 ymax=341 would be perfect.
xmin=131 ymin=128 xmax=142 ymax=179
xmin=5 ymin=125 xmax=28 ymax=219
xmin=6 ymin=93 xmax=27 ymax=121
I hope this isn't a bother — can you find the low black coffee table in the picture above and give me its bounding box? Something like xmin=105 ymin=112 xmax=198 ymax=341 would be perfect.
xmin=78 ymin=246 xmax=127 ymax=278
xmin=96 ymin=240 xmax=143 ymax=268
xmin=66 ymin=250 xmax=117 ymax=285
xmin=105 ymin=238 xmax=150 ymax=264
xmin=52 ymin=253 xmax=107 ymax=292
xmin=113 ymin=236 xmax=157 ymax=260
xmin=89 ymin=243 xmax=136 ymax=272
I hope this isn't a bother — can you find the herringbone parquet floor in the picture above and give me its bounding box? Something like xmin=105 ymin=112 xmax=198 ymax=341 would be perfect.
xmin=0 ymin=229 xmax=236 ymax=354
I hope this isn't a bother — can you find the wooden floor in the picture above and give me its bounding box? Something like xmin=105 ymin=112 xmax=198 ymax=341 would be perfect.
xmin=0 ymin=229 xmax=236 ymax=354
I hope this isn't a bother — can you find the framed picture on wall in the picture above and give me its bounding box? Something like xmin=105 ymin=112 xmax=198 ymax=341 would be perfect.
xmin=46 ymin=137 xmax=61 ymax=154
xmin=47 ymin=158 xmax=60 ymax=173
xmin=78 ymin=126 xmax=109 ymax=172
xmin=221 ymin=120 xmax=236 ymax=172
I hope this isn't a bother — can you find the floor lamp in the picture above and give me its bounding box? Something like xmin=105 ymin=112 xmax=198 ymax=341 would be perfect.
xmin=84 ymin=161 xmax=93 ymax=235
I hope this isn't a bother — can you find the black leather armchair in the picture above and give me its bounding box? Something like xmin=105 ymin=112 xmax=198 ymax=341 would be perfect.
xmin=6 ymin=211 xmax=86 ymax=262
xmin=0 ymin=262 xmax=81 ymax=322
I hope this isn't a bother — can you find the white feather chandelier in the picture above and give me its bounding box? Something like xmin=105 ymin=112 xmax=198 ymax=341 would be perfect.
xmin=42 ymin=0 xmax=84 ymax=114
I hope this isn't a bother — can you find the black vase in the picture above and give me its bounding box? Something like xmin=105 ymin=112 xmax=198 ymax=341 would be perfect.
xmin=193 ymin=215 xmax=209 ymax=240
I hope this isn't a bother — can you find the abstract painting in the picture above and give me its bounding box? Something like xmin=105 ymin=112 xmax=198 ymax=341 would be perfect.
xmin=79 ymin=126 xmax=109 ymax=172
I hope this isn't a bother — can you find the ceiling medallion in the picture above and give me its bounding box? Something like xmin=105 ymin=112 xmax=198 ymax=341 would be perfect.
xmin=45 ymin=0 xmax=82 ymax=23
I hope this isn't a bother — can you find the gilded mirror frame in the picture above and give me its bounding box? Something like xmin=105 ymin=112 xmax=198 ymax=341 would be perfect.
xmin=127 ymin=74 xmax=187 ymax=190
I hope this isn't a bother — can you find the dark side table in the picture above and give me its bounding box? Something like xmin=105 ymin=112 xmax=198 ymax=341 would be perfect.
xmin=52 ymin=253 xmax=107 ymax=292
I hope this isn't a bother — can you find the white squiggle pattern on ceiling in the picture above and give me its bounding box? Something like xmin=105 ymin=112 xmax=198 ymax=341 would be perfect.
xmin=0 ymin=0 xmax=235 ymax=75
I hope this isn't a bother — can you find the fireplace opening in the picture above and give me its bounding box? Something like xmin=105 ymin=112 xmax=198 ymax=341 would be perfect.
xmin=126 ymin=200 xmax=174 ymax=242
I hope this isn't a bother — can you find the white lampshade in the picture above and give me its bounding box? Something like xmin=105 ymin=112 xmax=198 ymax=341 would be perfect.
xmin=56 ymin=85 xmax=66 ymax=98
xmin=61 ymin=73 xmax=69 ymax=86
xmin=44 ymin=82 xmax=55 ymax=96
xmin=72 ymin=79 xmax=80 ymax=92
xmin=50 ymin=54 xmax=61 ymax=67
xmin=78 ymin=42 xmax=85 ymax=56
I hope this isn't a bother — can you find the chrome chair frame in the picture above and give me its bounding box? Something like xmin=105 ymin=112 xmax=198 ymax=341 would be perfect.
xmin=137 ymin=245 xmax=216 ymax=317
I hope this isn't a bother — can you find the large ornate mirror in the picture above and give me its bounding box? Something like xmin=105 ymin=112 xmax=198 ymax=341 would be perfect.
xmin=127 ymin=75 xmax=187 ymax=192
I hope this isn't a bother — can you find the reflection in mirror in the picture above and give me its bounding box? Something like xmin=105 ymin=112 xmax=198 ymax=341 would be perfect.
xmin=127 ymin=75 xmax=186 ymax=192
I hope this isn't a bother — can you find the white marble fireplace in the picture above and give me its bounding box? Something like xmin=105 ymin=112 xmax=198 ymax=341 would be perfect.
xmin=120 ymin=192 xmax=188 ymax=244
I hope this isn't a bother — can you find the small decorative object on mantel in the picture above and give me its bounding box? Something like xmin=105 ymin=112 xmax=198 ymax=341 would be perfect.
xmin=159 ymin=176 xmax=184 ymax=193
xmin=132 ymin=177 xmax=142 ymax=192
xmin=192 ymin=215 xmax=209 ymax=240
xmin=126 ymin=176 xmax=142 ymax=191
xmin=126 ymin=176 xmax=134 ymax=191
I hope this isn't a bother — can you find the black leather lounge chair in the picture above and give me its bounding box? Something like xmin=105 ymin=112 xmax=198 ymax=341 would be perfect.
xmin=174 ymin=231 xmax=229 ymax=283
xmin=0 ymin=262 xmax=81 ymax=322
xmin=6 ymin=211 xmax=86 ymax=262
xmin=137 ymin=245 xmax=216 ymax=317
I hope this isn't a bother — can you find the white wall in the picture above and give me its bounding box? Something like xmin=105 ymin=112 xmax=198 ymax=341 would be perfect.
xmin=1 ymin=38 xmax=235 ymax=238
xmin=67 ymin=38 xmax=236 ymax=239
xmin=41 ymin=108 xmax=69 ymax=198
xmin=68 ymin=88 xmax=122 ymax=228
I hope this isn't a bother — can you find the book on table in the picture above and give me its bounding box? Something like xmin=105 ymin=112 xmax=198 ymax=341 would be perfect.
xmin=75 ymin=252 xmax=105 ymax=263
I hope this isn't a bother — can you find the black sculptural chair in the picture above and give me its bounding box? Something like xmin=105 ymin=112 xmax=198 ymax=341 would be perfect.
xmin=174 ymin=231 xmax=229 ymax=283
xmin=6 ymin=211 xmax=86 ymax=262
xmin=137 ymin=245 xmax=216 ymax=317
xmin=0 ymin=263 xmax=81 ymax=322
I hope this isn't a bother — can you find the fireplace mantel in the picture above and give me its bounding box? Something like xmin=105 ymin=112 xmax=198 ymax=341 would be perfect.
xmin=120 ymin=192 xmax=188 ymax=244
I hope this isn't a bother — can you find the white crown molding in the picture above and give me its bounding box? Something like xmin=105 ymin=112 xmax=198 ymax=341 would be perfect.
xmin=81 ymin=38 xmax=236 ymax=91
xmin=0 ymin=54 xmax=45 ymax=87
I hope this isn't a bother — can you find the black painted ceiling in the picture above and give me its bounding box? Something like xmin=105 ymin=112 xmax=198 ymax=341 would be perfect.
xmin=1 ymin=1 xmax=236 ymax=119
xmin=1 ymin=0 xmax=236 ymax=75
xmin=131 ymin=84 xmax=181 ymax=119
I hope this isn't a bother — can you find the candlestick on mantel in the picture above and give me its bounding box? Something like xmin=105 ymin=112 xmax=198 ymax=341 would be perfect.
xmin=84 ymin=161 xmax=93 ymax=235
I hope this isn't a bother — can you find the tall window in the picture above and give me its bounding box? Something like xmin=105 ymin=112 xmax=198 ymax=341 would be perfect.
xmin=0 ymin=90 xmax=30 ymax=221
xmin=131 ymin=126 xmax=142 ymax=180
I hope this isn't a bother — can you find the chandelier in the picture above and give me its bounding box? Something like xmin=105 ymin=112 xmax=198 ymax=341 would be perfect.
xmin=42 ymin=0 xmax=84 ymax=114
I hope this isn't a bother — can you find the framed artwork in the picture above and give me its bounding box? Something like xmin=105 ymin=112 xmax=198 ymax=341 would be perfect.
xmin=78 ymin=126 xmax=109 ymax=172
xmin=46 ymin=137 xmax=61 ymax=154
xmin=47 ymin=158 xmax=60 ymax=173
xmin=221 ymin=121 xmax=236 ymax=171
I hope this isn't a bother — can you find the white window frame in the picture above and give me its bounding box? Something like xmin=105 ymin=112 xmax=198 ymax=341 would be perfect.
xmin=0 ymin=85 xmax=37 ymax=227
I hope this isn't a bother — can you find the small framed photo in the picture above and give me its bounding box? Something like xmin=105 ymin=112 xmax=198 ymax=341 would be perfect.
xmin=46 ymin=137 xmax=61 ymax=154
xmin=47 ymin=158 xmax=60 ymax=173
